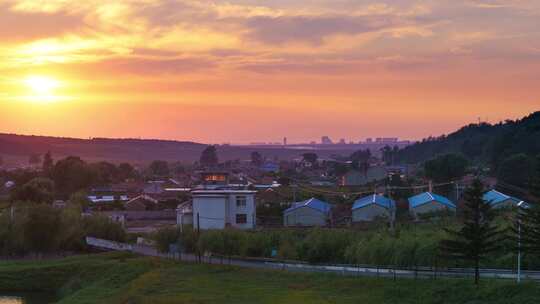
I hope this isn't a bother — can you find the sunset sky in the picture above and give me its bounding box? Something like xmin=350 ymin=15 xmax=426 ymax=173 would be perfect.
xmin=0 ymin=0 xmax=539 ymax=144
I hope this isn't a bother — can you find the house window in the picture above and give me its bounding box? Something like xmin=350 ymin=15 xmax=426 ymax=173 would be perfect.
xmin=236 ymin=196 xmax=247 ymax=208
xmin=236 ymin=214 xmax=247 ymax=224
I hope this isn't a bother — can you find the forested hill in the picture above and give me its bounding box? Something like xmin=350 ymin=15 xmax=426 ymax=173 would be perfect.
xmin=397 ymin=111 xmax=540 ymax=166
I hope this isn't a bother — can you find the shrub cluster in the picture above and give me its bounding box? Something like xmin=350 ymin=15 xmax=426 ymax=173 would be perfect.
xmin=153 ymin=222 xmax=537 ymax=269
xmin=0 ymin=203 xmax=125 ymax=257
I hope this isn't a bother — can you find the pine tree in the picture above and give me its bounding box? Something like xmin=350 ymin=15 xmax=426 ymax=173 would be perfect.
xmin=517 ymin=203 xmax=540 ymax=256
xmin=42 ymin=151 xmax=54 ymax=177
xmin=530 ymin=154 xmax=540 ymax=198
xmin=516 ymin=154 xmax=540 ymax=256
xmin=440 ymin=179 xmax=505 ymax=285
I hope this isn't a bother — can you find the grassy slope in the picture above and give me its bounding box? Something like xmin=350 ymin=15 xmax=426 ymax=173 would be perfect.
xmin=1 ymin=252 xmax=539 ymax=304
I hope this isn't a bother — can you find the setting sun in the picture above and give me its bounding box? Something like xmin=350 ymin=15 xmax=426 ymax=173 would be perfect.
xmin=21 ymin=75 xmax=63 ymax=103
xmin=24 ymin=76 xmax=60 ymax=94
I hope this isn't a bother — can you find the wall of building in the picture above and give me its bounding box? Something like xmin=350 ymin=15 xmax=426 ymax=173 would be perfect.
xmin=192 ymin=193 xmax=256 ymax=230
xmin=97 ymin=210 xmax=176 ymax=220
xmin=284 ymin=207 xmax=327 ymax=226
xmin=493 ymin=199 xmax=518 ymax=209
xmin=193 ymin=196 xmax=227 ymax=229
xmin=226 ymin=194 xmax=256 ymax=229
xmin=410 ymin=201 xmax=450 ymax=215
xmin=352 ymin=204 xmax=389 ymax=222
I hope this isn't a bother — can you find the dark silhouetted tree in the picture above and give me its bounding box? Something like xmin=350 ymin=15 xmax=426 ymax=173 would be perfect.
xmin=251 ymin=151 xmax=263 ymax=166
xmin=531 ymin=155 xmax=540 ymax=198
xmin=11 ymin=177 xmax=55 ymax=204
xmin=350 ymin=149 xmax=371 ymax=163
xmin=302 ymin=153 xmax=318 ymax=165
xmin=515 ymin=155 xmax=540 ymax=256
xmin=92 ymin=161 xmax=120 ymax=185
xmin=149 ymin=160 xmax=170 ymax=177
xmin=497 ymin=154 xmax=534 ymax=188
xmin=118 ymin=162 xmax=136 ymax=181
xmin=424 ymin=153 xmax=468 ymax=182
xmin=42 ymin=151 xmax=54 ymax=177
xmin=24 ymin=204 xmax=62 ymax=255
xmin=516 ymin=202 xmax=540 ymax=257
xmin=200 ymin=146 xmax=219 ymax=167
xmin=440 ymin=179 xmax=504 ymax=285
xmin=52 ymin=156 xmax=96 ymax=196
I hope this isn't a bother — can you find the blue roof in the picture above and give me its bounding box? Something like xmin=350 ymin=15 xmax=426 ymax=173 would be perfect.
xmin=483 ymin=190 xmax=522 ymax=206
xmin=284 ymin=198 xmax=332 ymax=214
xmin=408 ymin=192 xmax=456 ymax=209
xmin=352 ymin=194 xmax=395 ymax=210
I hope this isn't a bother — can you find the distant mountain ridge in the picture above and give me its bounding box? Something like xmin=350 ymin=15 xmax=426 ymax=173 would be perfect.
xmin=396 ymin=111 xmax=540 ymax=165
xmin=0 ymin=133 xmax=207 ymax=163
xmin=0 ymin=133 xmax=357 ymax=164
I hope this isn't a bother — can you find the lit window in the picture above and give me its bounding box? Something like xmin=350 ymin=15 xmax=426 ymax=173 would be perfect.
xmin=236 ymin=196 xmax=247 ymax=207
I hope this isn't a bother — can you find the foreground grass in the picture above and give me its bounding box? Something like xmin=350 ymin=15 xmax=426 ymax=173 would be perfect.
xmin=1 ymin=252 xmax=539 ymax=304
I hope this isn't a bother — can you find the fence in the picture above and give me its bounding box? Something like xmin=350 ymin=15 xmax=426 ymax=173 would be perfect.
xmin=94 ymin=210 xmax=176 ymax=220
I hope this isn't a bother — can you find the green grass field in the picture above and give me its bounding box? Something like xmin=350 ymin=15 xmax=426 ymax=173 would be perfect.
xmin=1 ymin=252 xmax=539 ymax=304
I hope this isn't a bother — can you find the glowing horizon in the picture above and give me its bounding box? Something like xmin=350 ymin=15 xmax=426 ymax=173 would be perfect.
xmin=0 ymin=1 xmax=538 ymax=144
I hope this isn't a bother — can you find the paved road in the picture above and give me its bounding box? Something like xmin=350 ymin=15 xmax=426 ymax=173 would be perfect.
xmin=87 ymin=237 xmax=540 ymax=281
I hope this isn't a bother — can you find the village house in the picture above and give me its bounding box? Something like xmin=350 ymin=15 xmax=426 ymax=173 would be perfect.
xmin=191 ymin=189 xmax=257 ymax=229
xmin=283 ymin=197 xmax=332 ymax=227
xmin=339 ymin=166 xmax=387 ymax=186
xmin=87 ymin=187 xmax=129 ymax=204
xmin=408 ymin=192 xmax=456 ymax=218
xmin=124 ymin=194 xmax=159 ymax=211
xmin=483 ymin=189 xmax=525 ymax=209
xmin=352 ymin=194 xmax=395 ymax=222
xmin=176 ymin=172 xmax=257 ymax=230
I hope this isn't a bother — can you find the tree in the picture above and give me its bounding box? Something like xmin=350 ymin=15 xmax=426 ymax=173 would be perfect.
xmin=52 ymin=156 xmax=96 ymax=196
xmin=24 ymin=204 xmax=62 ymax=255
xmin=302 ymin=153 xmax=318 ymax=165
xmin=200 ymin=146 xmax=219 ymax=167
xmin=118 ymin=162 xmax=136 ymax=181
xmin=42 ymin=151 xmax=54 ymax=176
xmin=516 ymin=202 xmax=540 ymax=257
xmin=528 ymin=154 xmax=540 ymax=198
xmin=424 ymin=153 xmax=468 ymax=183
xmin=251 ymin=151 xmax=263 ymax=166
xmin=91 ymin=161 xmax=120 ymax=185
xmin=11 ymin=177 xmax=55 ymax=204
xmin=332 ymin=163 xmax=349 ymax=177
xmin=440 ymin=179 xmax=504 ymax=285
xmin=149 ymin=160 xmax=170 ymax=177
xmin=497 ymin=154 xmax=534 ymax=188
xmin=380 ymin=146 xmax=392 ymax=164
xmin=516 ymin=155 xmax=540 ymax=256
xmin=68 ymin=191 xmax=91 ymax=210
xmin=350 ymin=149 xmax=371 ymax=163
xmin=82 ymin=215 xmax=126 ymax=242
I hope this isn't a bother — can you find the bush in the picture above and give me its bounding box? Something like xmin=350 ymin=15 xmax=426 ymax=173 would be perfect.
xmin=82 ymin=215 xmax=126 ymax=243
xmin=154 ymin=226 xmax=182 ymax=253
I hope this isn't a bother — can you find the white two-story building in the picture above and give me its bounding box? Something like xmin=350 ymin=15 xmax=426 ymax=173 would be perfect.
xmin=176 ymin=172 xmax=257 ymax=230
xmin=191 ymin=189 xmax=256 ymax=229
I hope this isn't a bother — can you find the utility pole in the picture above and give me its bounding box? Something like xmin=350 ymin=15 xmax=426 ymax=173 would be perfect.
xmin=455 ymin=181 xmax=460 ymax=202
xmin=386 ymin=184 xmax=395 ymax=232
xmin=517 ymin=201 xmax=525 ymax=284
xmin=197 ymin=213 xmax=201 ymax=263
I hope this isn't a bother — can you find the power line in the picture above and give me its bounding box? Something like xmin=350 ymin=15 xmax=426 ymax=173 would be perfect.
xmin=283 ymin=177 xmax=459 ymax=197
